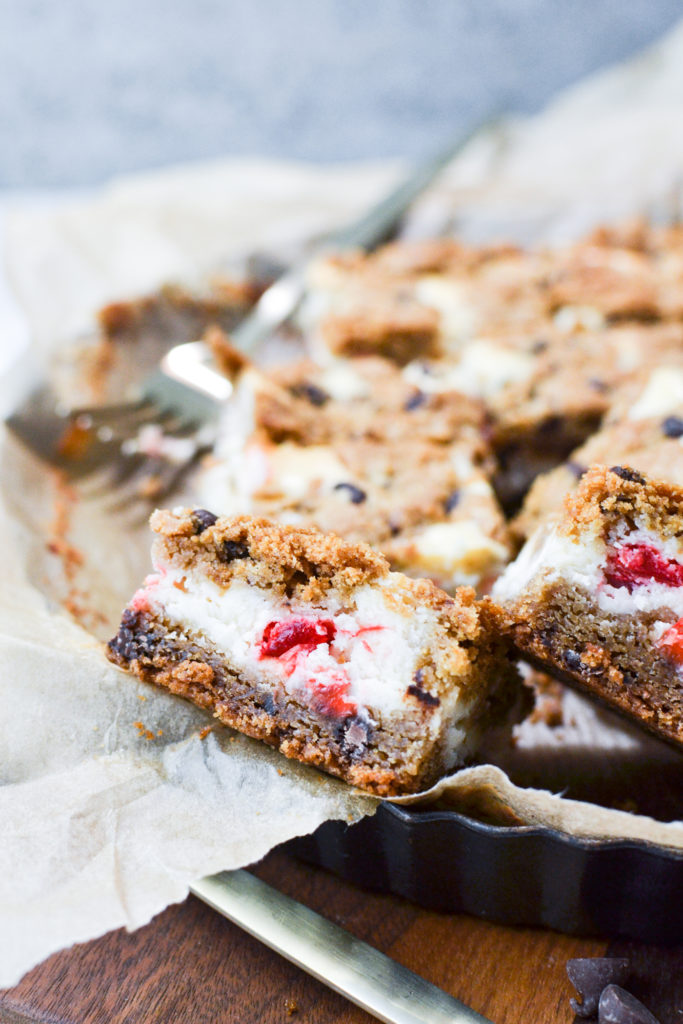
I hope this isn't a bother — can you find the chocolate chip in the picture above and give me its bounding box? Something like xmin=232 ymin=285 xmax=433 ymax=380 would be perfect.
xmin=192 ymin=509 xmax=218 ymax=533
xmin=567 ymin=958 xmax=631 ymax=1018
xmin=413 ymin=668 xmax=425 ymax=685
xmin=407 ymin=684 xmax=441 ymax=707
xmin=662 ymin=415 xmax=683 ymax=438
xmin=334 ymin=482 xmax=367 ymax=504
xmin=563 ymin=649 xmax=582 ymax=671
xmin=598 ymin=985 xmax=660 ymax=1024
xmin=531 ymin=338 xmax=548 ymax=354
xmin=108 ymin=609 xmax=162 ymax=664
xmin=610 ymin=466 xmax=646 ymax=484
xmin=404 ymin=390 xmax=427 ymax=411
xmin=337 ymin=716 xmax=369 ymax=757
xmin=589 ymin=378 xmax=608 ymax=393
xmin=567 ymin=461 xmax=588 ymax=480
xmin=261 ymin=693 xmax=277 ymax=716
xmin=292 ymin=382 xmax=329 ymax=407
xmin=219 ymin=540 xmax=250 ymax=562
xmin=444 ymin=490 xmax=460 ymax=513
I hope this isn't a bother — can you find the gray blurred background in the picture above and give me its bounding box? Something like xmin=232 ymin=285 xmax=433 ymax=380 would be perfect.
xmin=0 ymin=0 xmax=681 ymax=188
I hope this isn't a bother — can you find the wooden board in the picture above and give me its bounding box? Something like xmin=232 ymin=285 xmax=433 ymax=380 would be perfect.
xmin=1 ymin=849 xmax=681 ymax=1024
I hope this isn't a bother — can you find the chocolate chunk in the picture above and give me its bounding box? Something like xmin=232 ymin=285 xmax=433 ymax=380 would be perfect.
xmin=292 ymin=382 xmax=329 ymax=407
xmin=662 ymin=415 xmax=683 ymax=438
xmin=407 ymin=684 xmax=441 ymax=707
xmin=598 ymin=985 xmax=659 ymax=1024
xmin=531 ymin=338 xmax=548 ymax=354
xmin=261 ymin=693 xmax=277 ymax=716
xmin=563 ymin=649 xmax=583 ymax=672
xmin=404 ymin=390 xmax=427 ymax=411
xmin=192 ymin=509 xmax=218 ymax=534
xmin=219 ymin=540 xmax=250 ymax=562
xmin=567 ymin=958 xmax=631 ymax=1018
xmin=609 ymin=466 xmax=646 ymax=484
xmin=108 ymin=609 xmax=163 ymax=664
xmin=567 ymin=461 xmax=588 ymax=480
xmin=334 ymin=482 xmax=367 ymax=504
xmin=444 ymin=490 xmax=460 ymax=513
xmin=337 ymin=716 xmax=369 ymax=757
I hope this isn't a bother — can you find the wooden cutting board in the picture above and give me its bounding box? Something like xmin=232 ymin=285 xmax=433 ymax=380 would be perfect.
xmin=1 ymin=848 xmax=681 ymax=1024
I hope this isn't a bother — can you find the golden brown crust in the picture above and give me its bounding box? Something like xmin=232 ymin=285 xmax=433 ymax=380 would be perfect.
xmin=150 ymin=508 xmax=390 ymax=602
xmin=562 ymin=465 xmax=683 ymax=541
xmin=320 ymin=302 xmax=442 ymax=364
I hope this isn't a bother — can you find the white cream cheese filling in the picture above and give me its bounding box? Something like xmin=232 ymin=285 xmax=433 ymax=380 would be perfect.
xmin=494 ymin=520 xmax=683 ymax=621
xmin=137 ymin=570 xmax=453 ymax=720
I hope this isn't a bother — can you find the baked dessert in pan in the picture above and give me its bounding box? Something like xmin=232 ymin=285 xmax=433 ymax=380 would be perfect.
xmin=97 ymin=219 xmax=683 ymax=936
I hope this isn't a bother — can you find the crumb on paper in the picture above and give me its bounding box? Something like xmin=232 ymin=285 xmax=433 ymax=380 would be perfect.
xmin=45 ymin=470 xmax=108 ymax=631
xmin=198 ymin=725 xmax=214 ymax=740
xmin=133 ymin=720 xmax=157 ymax=741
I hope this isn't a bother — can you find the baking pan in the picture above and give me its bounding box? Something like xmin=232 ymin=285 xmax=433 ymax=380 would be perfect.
xmin=286 ymin=802 xmax=683 ymax=943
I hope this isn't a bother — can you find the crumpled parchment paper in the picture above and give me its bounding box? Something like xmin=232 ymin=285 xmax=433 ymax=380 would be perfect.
xmin=3 ymin=18 xmax=683 ymax=989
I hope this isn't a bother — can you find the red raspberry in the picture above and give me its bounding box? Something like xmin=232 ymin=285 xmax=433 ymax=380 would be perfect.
xmin=659 ymin=619 xmax=683 ymax=663
xmin=604 ymin=543 xmax=683 ymax=592
xmin=260 ymin=617 xmax=336 ymax=658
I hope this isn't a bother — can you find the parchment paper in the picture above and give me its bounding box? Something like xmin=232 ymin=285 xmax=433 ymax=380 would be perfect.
xmin=4 ymin=19 xmax=683 ymax=989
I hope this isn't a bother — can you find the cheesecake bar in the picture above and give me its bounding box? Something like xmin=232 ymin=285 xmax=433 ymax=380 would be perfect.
xmin=492 ymin=466 xmax=683 ymax=746
xmin=107 ymin=510 xmax=522 ymax=795
xmin=196 ymin=344 xmax=511 ymax=592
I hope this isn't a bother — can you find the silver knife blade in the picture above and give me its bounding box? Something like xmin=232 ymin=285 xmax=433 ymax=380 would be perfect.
xmin=191 ymin=869 xmax=493 ymax=1024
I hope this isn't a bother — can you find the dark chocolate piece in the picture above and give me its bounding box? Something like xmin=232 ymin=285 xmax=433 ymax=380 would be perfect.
xmin=404 ymin=390 xmax=427 ymax=411
xmin=407 ymin=684 xmax=440 ymax=707
xmin=292 ymin=382 xmax=329 ymax=407
xmin=662 ymin=415 xmax=683 ymax=439
xmin=444 ymin=490 xmax=461 ymax=513
xmin=562 ymin=649 xmax=582 ymax=672
xmin=598 ymin=985 xmax=660 ymax=1024
xmin=336 ymin=716 xmax=369 ymax=757
xmin=334 ymin=482 xmax=367 ymax=505
xmin=567 ymin=958 xmax=631 ymax=1018
xmin=219 ymin=540 xmax=250 ymax=562
xmin=192 ymin=509 xmax=218 ymax=533
xmin=609 ymin=466 xmax=646 ymax=484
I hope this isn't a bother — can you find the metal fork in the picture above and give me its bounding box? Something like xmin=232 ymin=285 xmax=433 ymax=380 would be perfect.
xmin=6 ymin=119 xmax=490 ymax=499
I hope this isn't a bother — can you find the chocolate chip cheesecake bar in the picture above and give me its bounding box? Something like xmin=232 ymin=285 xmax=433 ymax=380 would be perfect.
xmin=492 ymin=466 xmax=683 ymax=746
xmin=197 ymin=342 xmax=511 ymax=592
xmin=107 ymin=510 xmax=522 ymax=795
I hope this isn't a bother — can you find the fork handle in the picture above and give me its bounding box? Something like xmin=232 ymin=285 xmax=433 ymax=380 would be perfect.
xmin=191 ymin=870 xmax=492 ymax=1024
